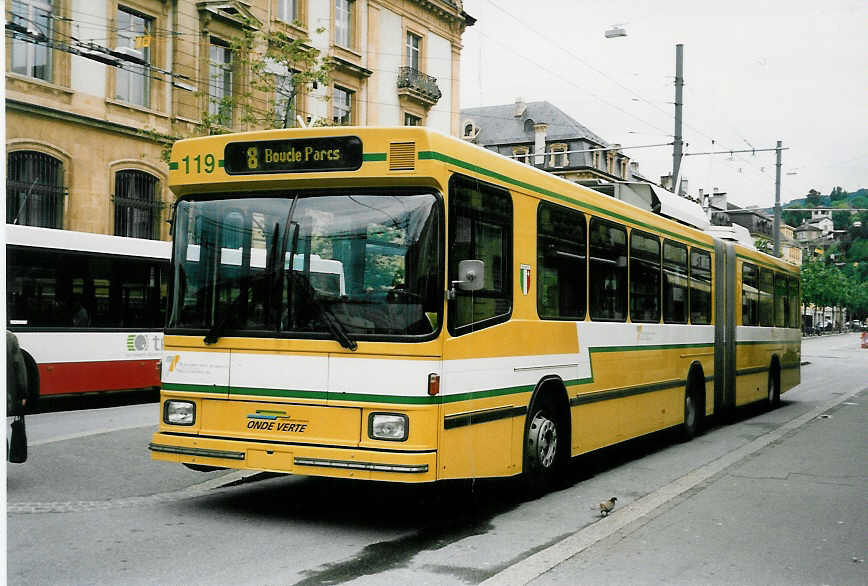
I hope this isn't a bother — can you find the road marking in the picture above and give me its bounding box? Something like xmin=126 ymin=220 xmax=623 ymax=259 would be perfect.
xmin=480 ymin=385 xmax=866 ymax=586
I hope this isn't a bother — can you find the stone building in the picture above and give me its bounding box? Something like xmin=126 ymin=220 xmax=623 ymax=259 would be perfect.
xmin=6 ymin=0 xmax=473 ymax=239
xmin=460 ymin=99 xmax=646 ymax=184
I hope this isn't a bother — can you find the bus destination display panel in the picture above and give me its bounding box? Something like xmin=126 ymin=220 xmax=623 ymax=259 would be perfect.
xmin=224 ymin=136 xmax=363 ymax=175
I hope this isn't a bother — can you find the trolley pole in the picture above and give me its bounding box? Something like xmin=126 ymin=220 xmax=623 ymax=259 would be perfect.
xmin=672 ymin=44 xmax=684 ymax=190
xmin=774 ymin=140 xmax=782 ymax=257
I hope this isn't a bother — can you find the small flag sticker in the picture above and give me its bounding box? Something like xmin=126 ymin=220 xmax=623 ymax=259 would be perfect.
xmin=520 ymin=264 xmax=532 ymax=296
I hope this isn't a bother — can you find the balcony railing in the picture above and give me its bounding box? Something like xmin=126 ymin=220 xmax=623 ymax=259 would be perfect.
xmin=397 ymin=66 xmax=442 ymax=105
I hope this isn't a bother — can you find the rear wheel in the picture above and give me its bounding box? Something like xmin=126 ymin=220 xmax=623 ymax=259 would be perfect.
xmin=523 ymin=396 xmax=565 ymax=495
xmin=767 ymin=368 xmax=781 ymax=409
xmin=680 ymin=388 xmax=699 ymax=442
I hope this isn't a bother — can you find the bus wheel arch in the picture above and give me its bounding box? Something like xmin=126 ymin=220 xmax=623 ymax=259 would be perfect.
xmin=522 ymin=376 xmax=570 ymax=493
xmin=768 ymin=356 xmax=781 ymax=408
xmin=680 ymin=362 xmax=705 ymax=442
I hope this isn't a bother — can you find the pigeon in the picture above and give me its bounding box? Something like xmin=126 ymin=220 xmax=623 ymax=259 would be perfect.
xmin=599 ymin=497 xmax=617 ymax=517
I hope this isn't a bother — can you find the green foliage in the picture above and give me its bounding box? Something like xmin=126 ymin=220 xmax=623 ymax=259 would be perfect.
xmin=830 ymin=186 xmax=849 ymax=202
xmin=230 ymin=26 xmax=335 ymax=130
xmin=805 ymin=188 xmax=822 ymax=207
xmin=782 ymin=204 xmax=810 ymax=227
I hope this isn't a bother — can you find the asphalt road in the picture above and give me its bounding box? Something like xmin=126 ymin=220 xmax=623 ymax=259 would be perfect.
xmin=5 ymin=333 xmax=867 ymax=585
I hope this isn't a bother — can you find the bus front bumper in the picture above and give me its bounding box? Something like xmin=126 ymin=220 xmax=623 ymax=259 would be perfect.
xmin=149 ymin=432 xmax=438 ymax=482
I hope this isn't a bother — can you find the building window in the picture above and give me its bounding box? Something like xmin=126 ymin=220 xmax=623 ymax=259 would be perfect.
xmin=335 ymin=0 xmax=354 ymax=48
xmin=10 ymin=0 xmax=54 ymax=81
xmin=6 ymin=150 xmax=65 ymax=228
xmin=277 ymin=0 xmax=297 ymax=23
xmin=333 ymin=85 xmax=353 ymax=125
xmin=512 ymin=146 xmax=530 ymax=164
xmin=274 ymin=73 xmax=297 ymax=128
xmin=208 ymin=40 xmax=233 ymax=125
xmin=406 ymin=32 xmax=421 ymax=70
xmin=115 ymin=7 xmax=152 ymax=107
xmin=404 ymin=112 xmax=421 ymax=126
xmin=114 ymin=169 xmax=160 ymax=240
xmin=463 ymin=121 xmax=477 ymax=139
xmin=550 ymin=144 xmax=568 ymax=168
xmin=592 ymin=150 xmax=601 ymax=169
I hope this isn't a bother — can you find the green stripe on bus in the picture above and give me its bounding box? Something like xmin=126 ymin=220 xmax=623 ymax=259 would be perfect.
xmin=418 ymin=150 xmax=713 ymax=250
xmin=363 ymin=153 xmax=387 ymax=162
xmin=169 ymin=162 xmax=179 ymax=170
xmin=219 ymin=159 xmax=225 ymax=167
xmin=162 ymin=382 xmax=229 ymax=393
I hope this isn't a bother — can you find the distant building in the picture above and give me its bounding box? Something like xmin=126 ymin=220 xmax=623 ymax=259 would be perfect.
xmin=6 ymin=0 xmax=474 ymax=238
xmin=704 ymin=190 xmax=801 ymax=264
xmin=460 ymin=99 xmax=648 ymax=184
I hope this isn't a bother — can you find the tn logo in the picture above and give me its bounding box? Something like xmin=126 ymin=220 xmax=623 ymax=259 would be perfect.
xmin=164 ymin=355 xmax=180 ymax=372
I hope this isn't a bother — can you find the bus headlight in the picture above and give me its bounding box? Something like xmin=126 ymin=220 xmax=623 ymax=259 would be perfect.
xmin=164 ymin=400 xmax=195 ymax=426
xmin=368 ymin=413 xmax=408 ymax=441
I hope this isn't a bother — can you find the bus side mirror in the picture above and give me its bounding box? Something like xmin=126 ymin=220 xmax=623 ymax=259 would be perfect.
xmin=456 ymin=260 xmax=485 ymax=291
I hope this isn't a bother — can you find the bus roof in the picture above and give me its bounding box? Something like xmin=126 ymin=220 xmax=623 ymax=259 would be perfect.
xmin=166 ymin=127 xmax=797 ymax=272
xmin=5 ymin=224 xmax=171 ymax=260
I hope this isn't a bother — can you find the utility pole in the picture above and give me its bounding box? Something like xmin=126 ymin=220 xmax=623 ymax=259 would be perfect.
xmin=774 ymin=140 xmax=782 ymax=257
xmin=672 ymin=43 xmax=684 ymax=189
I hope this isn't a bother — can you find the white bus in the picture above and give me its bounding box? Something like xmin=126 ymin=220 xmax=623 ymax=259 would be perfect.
xmin=6 ymin=224 xmax=170 ymax=398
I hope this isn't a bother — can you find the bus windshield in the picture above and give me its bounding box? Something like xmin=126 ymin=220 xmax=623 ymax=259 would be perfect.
xmin=168 ymin=190 xmax=443 ymax=344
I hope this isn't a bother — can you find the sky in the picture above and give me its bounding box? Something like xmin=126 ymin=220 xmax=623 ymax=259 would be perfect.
xmin=458 ymin=0 xmax=868 ymax=208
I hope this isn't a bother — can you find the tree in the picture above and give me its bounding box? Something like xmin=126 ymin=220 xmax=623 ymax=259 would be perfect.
xmin=782 ymin=204 xmax=810 ymax=227
xmin=230 ymin=26 xmax=334 ymax=131
xmin=805 ymin=188 xmax=823 ymax=208
xmin=832 ymin=203 xmax=853 ymax=230
xmin=144 ymin=21 xmax=335 ymax=161
xmin=830 ymin=186 xmax=849 ymax=202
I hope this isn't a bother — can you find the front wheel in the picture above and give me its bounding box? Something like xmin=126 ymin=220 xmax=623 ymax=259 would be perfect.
xmin=523 ymin=397 xmax=565 ymax=495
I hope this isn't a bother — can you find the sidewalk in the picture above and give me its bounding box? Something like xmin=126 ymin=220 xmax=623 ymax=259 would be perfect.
xmin=531 ymin=390 xmax=867 ymax=585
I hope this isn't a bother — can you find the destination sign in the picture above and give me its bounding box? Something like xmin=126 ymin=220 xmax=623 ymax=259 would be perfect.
xmin=224 ymin=136 xmax=363 ymax=175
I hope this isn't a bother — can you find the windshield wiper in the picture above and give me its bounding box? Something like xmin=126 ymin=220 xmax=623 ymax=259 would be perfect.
xmin=289 ymin=270 xmax=357 ymax=351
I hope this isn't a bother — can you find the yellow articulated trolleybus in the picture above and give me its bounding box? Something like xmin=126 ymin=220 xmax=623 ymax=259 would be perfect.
xmin=149 ymin=127 xmax=801 ymax=491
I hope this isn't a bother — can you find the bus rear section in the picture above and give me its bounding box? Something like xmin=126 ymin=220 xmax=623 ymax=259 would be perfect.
xmin=150 ymin=180 xmax=446 ymax=481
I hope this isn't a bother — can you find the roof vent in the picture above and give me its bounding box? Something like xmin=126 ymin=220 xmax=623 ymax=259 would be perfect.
xmin=389 ymin=142 xmax=416 ymax=171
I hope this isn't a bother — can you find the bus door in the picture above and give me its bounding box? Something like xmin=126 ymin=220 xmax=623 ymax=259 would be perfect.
xmin=712 ymin=239 xmax=737 ymax=415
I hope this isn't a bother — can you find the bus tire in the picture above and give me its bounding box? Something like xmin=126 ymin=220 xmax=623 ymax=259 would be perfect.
xmin=767 ymin=362 xmax=781 ymax=409
xmin=522 ymin=393 xmax=566 ymax=495
xmin=679 ymin=373 xmax=703 ymax=442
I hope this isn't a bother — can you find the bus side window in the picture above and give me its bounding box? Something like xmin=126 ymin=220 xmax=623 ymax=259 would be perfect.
xmin=537 ymin=201 xmax=586 ymax=320
xmin=758 ymin=268 xmax=774 ymax=327
xmin=788 ymin=277 xmax=800 ymax=328
xmin=589 ymin=218 xmax=627 ymax=322
xmin=629 ymin=230 xmax=660 ymax=323
xmin=447 ymin=175 xmax=512 ymax=335
xmin=663 ymin=240 xmax=688 ymax=324
xmin=774 ymin=271 xmax=788 ymax=327
xmin=689 ymin=249 xmax=711 ymax=325
xmin=741 ymin=262 xmax=758 ymax=326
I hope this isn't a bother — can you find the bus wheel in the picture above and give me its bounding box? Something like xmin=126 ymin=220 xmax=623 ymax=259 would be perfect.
xmin=523 ymin=396 xmax=564 ymax=494
xmin=680 ymin=389 xmax=698 ymax=442
xmin=767 ymin=368 xmax=781 ymax=409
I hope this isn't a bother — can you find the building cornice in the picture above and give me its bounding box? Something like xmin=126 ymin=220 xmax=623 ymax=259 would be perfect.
xmin=6 ymin=99 xmax=168 ymax=142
